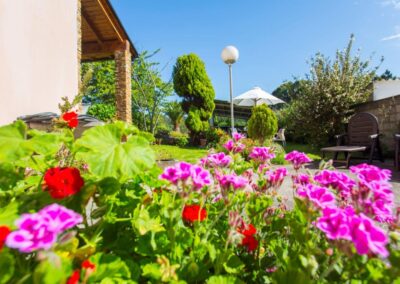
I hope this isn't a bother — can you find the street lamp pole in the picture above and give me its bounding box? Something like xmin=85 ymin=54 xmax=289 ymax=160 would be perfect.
xmin=221 ymin=45 xmax=239 ymax=136
xmin=228 ymin=64 xmax=234 ymax=135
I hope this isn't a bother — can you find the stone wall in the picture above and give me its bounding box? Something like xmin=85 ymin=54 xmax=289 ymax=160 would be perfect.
xmin=354 ymin=95 xmax=400 ymax=153
xmin=114 ymin=41 xmax=132 ymax=122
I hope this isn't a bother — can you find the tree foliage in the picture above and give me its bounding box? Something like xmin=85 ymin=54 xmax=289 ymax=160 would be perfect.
xmin=285 ymin=35 xmax=380 ymax=146
xmin=172 ymin=54 xmax=215 ymax=136
xmin=164 ymin=101 xmax=184 ymax=132
xmin=375 ymin=69 xmax=397 ymax=81
xmin=272 ymin=80 xmax=309 ymax=105
xmin=247 ymin=104 xmax=278 ymax=143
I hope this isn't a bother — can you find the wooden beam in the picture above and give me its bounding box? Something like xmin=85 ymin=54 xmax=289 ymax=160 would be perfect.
xmin=82 ymin=40 xmax=125 ymax=56
xmin=82 ymin=8 xmax=103 ymax=46
xmin=96 ymin=0 xmax=124 ymax=42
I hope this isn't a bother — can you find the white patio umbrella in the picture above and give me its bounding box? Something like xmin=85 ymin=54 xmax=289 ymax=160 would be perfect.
xmin=233 ymin=86 xmax=285 ymax=106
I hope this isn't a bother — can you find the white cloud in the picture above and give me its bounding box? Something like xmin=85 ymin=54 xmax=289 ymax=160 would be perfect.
xmin=382 ymin=0 xmax=400 ymax=9
xmin=381 ymin=33 xmax=400 ymax=40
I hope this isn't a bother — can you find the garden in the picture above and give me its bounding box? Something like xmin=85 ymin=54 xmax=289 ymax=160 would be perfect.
xmin=1 ymin=36 xmax=399 ymax=283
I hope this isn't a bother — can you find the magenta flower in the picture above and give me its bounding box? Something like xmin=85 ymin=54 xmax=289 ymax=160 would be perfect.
xmin=223 ymin=140 xmax=245 ymax=153
xmin=233 ymin=132 xmax=245 ymax=142
xmin=314 ymin=170 xmax=356 ymax=198
xmin=350 ymin=164 xmax=391 ymax=183
xmin=293 ymin=174 xmax=311 ymax=186
xmin=217 ymin=173 xmax=247 ymax=190
xmin=6 ymin=204 xmax=82 ymax=253
xmin=349 ymin=213 xmax=389 ymax=257
xmin=201 ymin=152 xmax=232 ymax=168
xmin=316 ymin=206 xmax=353 ymax=240
xmin=266 ymin=167 xmax=288 ymax=187
xmin=159 ymin=162 xmax=211 ymax=190
xmin=298 ymin=184 xmax=336 ymax=209
xmin=284 ymin=151 xmax=312 ymax=170
xmin=249 ymin=147 xmax=276 ymax=163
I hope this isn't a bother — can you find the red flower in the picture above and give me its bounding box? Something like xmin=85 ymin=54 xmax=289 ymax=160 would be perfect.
xmin=43 ymin=167 xmax=84 ymax=199
xmin=82 ymin=259 xmax=96 ymax=270
xmin=241 ymin=235 xmax=259 ymax=252
xmin=237 ymin=223 xmax=258 ymax=252
xmin=0 ymin=226 xmax=11 ymax=251
xmin=237 ymin=224 xmax=257 ymax=236
xmin=67 ymin=270 xmax=80 ymax=284
xmin=182 ymin=205 xmax=207 ymax=223
xmin=62 ymin=111 xmax=79 ymax=128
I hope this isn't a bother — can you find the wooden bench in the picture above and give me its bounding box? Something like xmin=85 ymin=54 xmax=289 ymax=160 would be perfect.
xmin=320 ymin=112 xmax=383 ymax=168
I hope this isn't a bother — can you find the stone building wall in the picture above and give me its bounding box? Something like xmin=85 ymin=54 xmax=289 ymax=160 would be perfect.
xmin=354 ymin=95 xmax=400 ymax=153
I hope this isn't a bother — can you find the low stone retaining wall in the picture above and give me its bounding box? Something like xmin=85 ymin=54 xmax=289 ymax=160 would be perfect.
xmin=354 ymin=95 xmax=400 ymax=153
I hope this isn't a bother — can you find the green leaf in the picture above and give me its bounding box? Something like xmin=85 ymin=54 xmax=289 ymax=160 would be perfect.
xmin=0 ymin=200 xmax=18 ymax=227
xmin=223 ymin=255 xmax=245 ymax=274
xmin=132 ymin=206 xmax=164 ymax=235
xmin=75 ymin=122 xmax=155 ymax=182
xmin=206 ymin=275 xmax=244 ymax=284
xmin=141 ymin=263 xmax=162 ymax=280
xmin=0 ymin=121 xmax=30 ymax=163
xmin=98 ymin=177 xmax=121 ymax=196
xmin=33 ymin=258 xmax=71 ymax=284
xmin=87 ymin=253 xmax=131 ymax=283
xmin=0 ymin=251 xmax=15 ymax=284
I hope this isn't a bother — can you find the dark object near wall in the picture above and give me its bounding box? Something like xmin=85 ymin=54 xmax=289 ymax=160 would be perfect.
xmin=321 ymin=112 xmax=384 ymax=168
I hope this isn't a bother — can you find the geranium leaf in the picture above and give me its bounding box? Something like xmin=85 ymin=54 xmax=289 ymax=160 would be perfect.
xmin=0 ymin=121 xmax=30 ymax=163
xmin=74 ymin=122 xmax=155 ymax=182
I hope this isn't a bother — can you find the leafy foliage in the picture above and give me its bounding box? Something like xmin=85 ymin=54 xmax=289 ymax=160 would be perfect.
xmin=247 ymin=104 xmax=278 ymax=143
xmin=164 ymin=101 xmax=184 ymax=132
xmin=173 ymin=53 xmax=215 ymax=137
xmin=87 ymin=103 xmax=116 ymax=122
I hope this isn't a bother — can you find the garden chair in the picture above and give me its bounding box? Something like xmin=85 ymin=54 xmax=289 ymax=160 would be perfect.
xmin=395 ymin=134 xmax=400 ymax=170
xmin=321 ymin=112 xmax=383 ymax=168
xmin=272 ymin=128 xmax=286 ymax=146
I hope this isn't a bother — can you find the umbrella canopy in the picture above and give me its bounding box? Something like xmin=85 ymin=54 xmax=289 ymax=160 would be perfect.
xmin=233 ymin=87 xmax=285 ymax=106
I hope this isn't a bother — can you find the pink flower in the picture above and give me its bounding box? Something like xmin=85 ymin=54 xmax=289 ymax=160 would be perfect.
xmin=293 ymin=174 xmax=311 ymax=186
xmin=266 ymin=167 xmax=288 ymax=187
xmin=314 ymin=170 xmax=356 ymax=198
xmin=349 ymin=213 xmax=389 ymax=257
xmin=223 ymin=140 xmax=245 ymax=153
xmin=249 ymin=147 xmax=276 ymax=163
xmin=217 ymin=173 xmax=247 ymax=190
xmin=285 ymin=151 xmax=312 ymax=170
xmin=316 ymin=206 xmax=353 ymax=240
xmin=350 ymin=164 xmax=391 ymax=183
xmin=159 ymin=162 xmax=211 ymax=190
xmin=233 ymin=132 xmax=245 ymax=142
xmin=298 ymin=184 xmax=336 ymax=209
xmin=201 ymin=152 xmax=232 ymax=168
xmin=6 ymin=204 xmax=82 ymax=253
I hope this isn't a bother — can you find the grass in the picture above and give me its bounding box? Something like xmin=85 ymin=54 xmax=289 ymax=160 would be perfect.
xmin=151 ymin=145 xmax=209 ymax=164
xmin=152 ymin=142 xmax=323 ymax=165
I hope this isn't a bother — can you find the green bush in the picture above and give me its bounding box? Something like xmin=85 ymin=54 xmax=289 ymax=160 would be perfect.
xmin=170 ymin=131 xmax=189 ymax=147
xmin=205 ymin=128 xmax=221 ymax=148
xmin=247 ymin=104 xmax=278 ymax=144
xmin=87 ymin=103 xmax=116 ymax=121
xmin=138 ymin=131 xmax=155 ymax=144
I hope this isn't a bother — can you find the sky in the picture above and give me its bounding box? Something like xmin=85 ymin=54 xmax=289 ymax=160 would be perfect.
xmin=110 ymin=0 xmax=400 ymax=101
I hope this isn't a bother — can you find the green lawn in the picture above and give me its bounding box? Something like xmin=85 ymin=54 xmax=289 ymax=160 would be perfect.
xmin=152 ymin=145 xmax=209 ymax=164
xmin=152 ymin=143 xmax=322 ymax=164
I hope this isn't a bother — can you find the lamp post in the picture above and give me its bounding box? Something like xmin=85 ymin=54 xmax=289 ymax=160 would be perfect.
xmin=221 ymin=46 xmax=239 ymax=136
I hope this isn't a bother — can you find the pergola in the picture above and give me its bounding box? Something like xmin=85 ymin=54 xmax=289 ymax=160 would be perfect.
xmin=213 ymin=99 xmax=252 ymax=120
xmin=79 ymin=0 xmax=138 ymax=122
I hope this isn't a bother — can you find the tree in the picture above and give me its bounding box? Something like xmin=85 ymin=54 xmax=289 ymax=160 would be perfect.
xmin=288 ymin=35 xmax=380 ymax=146
xmin=172 ymin=54 xmax=215 ymax=139
xmin=247 ymin=104 xmax=278 ymax=144
xmin=375 ymin=69 xmax=397 ymax=81
xmin=131 ymin=50 xmax=173 ymax=133
xmin=82 ymin=50 xmax=172 ymax=132
xmin=164 ymin=101 xmax=184 ymax=132
xmin=272 ymin=79 xmax=309 ymax=105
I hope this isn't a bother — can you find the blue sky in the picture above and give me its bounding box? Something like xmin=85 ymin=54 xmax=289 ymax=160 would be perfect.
xmin=111 ymin=0 xmax=400 ymax=101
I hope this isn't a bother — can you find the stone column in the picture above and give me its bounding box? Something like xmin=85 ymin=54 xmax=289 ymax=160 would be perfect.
xmin=77 ymin=0 xmax=82 ymax=88
xmin=114 ymin=40 xmax=132 ymax=122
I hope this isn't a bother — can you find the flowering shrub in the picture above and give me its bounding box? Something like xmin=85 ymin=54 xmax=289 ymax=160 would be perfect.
xmin=0 ymin=120 xmax=400 ymax=283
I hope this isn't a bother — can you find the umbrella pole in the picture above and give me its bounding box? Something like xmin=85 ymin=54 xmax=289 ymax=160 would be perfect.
xmin=229 ymin=64 xmax=235 ymax=135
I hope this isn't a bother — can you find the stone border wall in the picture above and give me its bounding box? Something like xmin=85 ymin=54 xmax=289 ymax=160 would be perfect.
xmin=354 ymin=94 xmax=400 ymax=153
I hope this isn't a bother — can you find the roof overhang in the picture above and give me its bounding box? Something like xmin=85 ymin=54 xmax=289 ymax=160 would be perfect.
xmin=81 ymin=0 xmax=138 ymax=61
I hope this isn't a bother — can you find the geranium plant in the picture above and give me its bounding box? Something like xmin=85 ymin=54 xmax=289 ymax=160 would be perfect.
xmin=0 ymin=120 xmax=399 ymax=283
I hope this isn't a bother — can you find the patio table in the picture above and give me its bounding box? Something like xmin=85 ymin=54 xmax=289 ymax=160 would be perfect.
xmin=321 ymin=145 xmax=367 ymax=168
